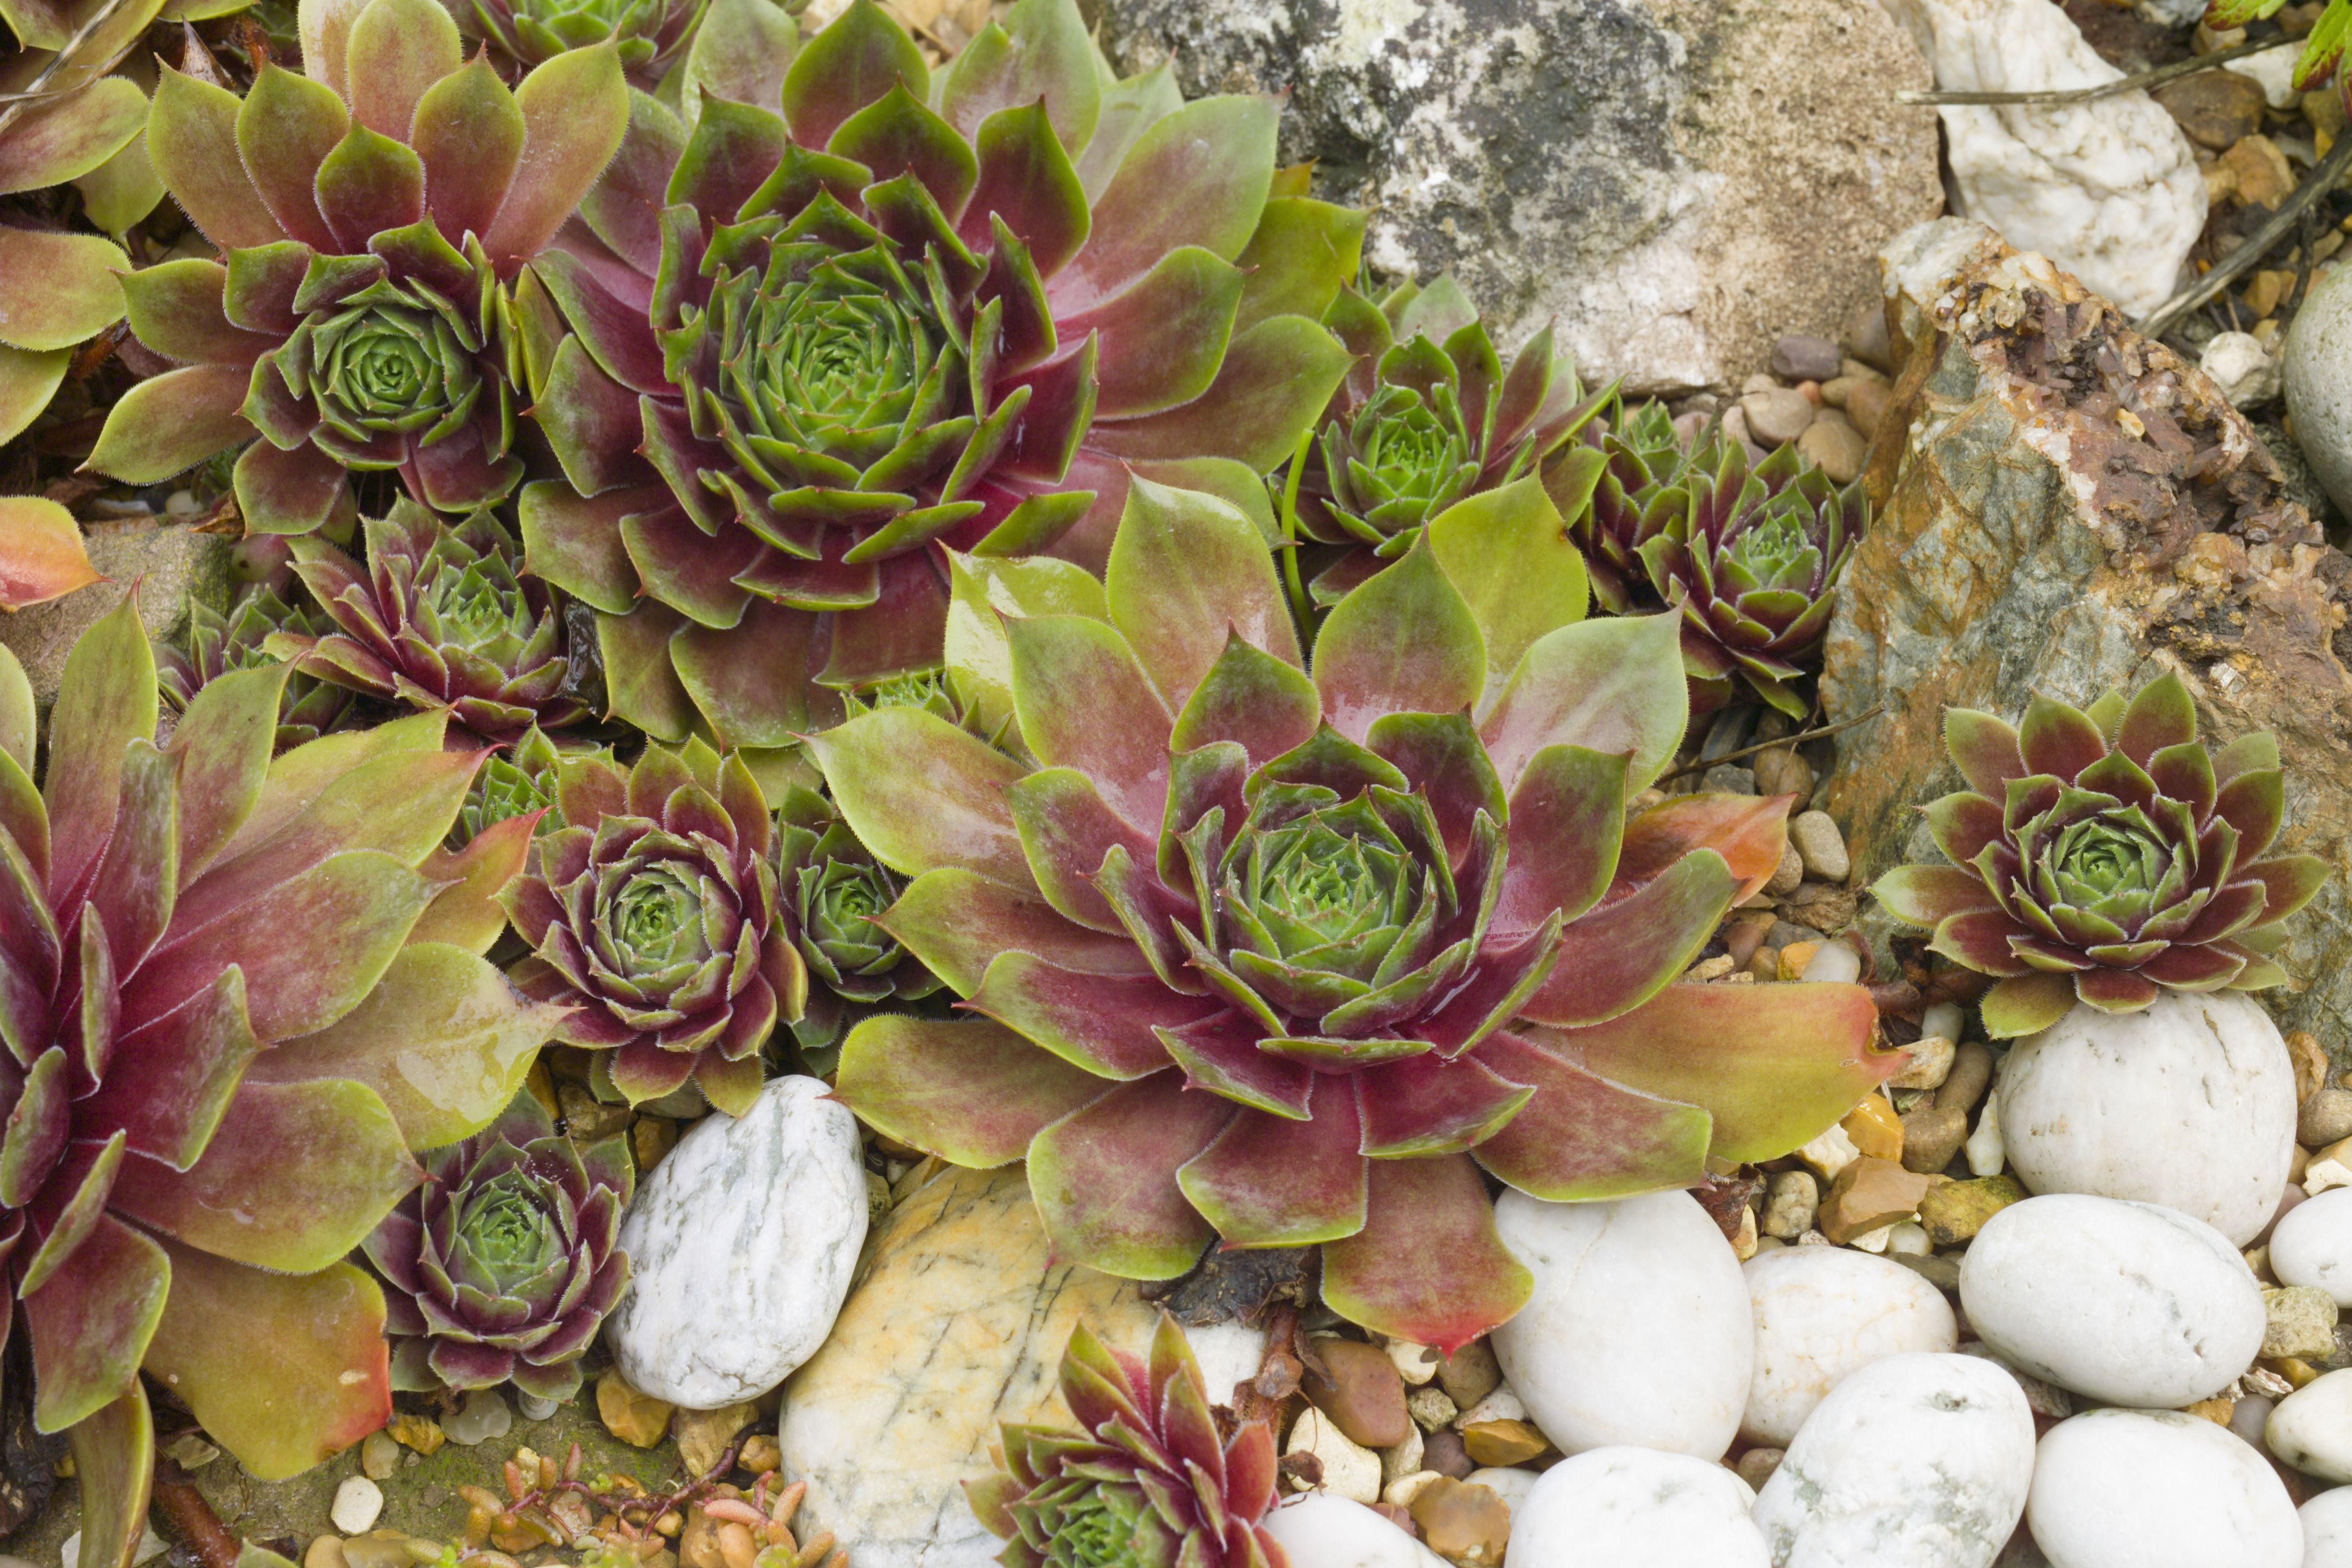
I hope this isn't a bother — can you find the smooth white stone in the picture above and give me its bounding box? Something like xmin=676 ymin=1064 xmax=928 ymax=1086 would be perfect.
xmin=1512 ymin=1446 xmax=1765 ymax=1568
xmin=2027 ymin=1409 xmax=2301 ymax=1568
xmin=1799 ymin=941 xmax=1862 ymax=983
xmin=1959 ymin=1194 xmax=2264 ymax=1406
xmin=2226 ymin=42 xmax=2307 ymax=108
xmin=1464 ymin=1467 xmax=1536 ymax=1515
xmin=1740 ymin=1246 xmax=1958 ymax=1446
xmin=2201 ymin=330 xmax=2283 ymax=408
xmin=1966 ymin=1089 xmax=2005 ymax=1177
xmin=1876 ymin=0 xmax=2205 ymax=317
xmin=1288 ymin=1406 xmax=1383 ymax=1505
xmin=609 ymin=1075 xmax=867 ymax=1407
xmin=1457 ymin=1387 xmax=1526 ymax=1427
xmin=1753 ymin=1352 xmax=2034 ymax=1568
xmin=1491 ymin=1189 xmax=1755 ymax=1460
xmin=331 ymin=1475 xmax=384 ymax=1533
xmin=2269 ymin=1369 xmax=2352 ymax=1482
xmin=1184 ymin=1321 xmax=1267 ymax=1403
xmin=1921 ymin=1002 xmax=1966 ymax=1048
xmin=1996 ymin=993 xmax=2296 ymax=1246
xmin=2273 ymin=1187 xmax=2352 ymax=1307
xmin=2287 ymin=254 xmax=2352 ymax=515
xmin=2301 ymin=1485 xmax=2352 ymax=1567
xmin=1262 ymin=1493 xmax=1449 ymax=1568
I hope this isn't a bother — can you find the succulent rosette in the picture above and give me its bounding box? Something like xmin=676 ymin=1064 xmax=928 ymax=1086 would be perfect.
xmin=451 ymin=724 xmax=565 ymax=850
xmin=0 ymin=594 xmax=563 ymax=1558
xmin=500 ymin=737 xmax=802 ymax=1113
xmin=1574 ymin=424 xmax=1859 ymax=718
xmin=1293 ymin=275 xmax=1606 ymax=605
xmin=969 ymin=1314 xmax=1284 ymax=1568
xmin=816 ymin=478 xmax=1894 ymax=1347
xmin=463 ymin=0 xmax=706 ymax=82
xmin=515 ymin=0 xmax=1360 ymax=749
xmin=1873 ymin=674 xmax=2328 ymax=1038
xmin=1570 ymin=396 xmax=1692 ymax=613
xmin=362 ymin=1087 xmax=631 ymax=1400
xmin=264 ymin=501 xmax=591 ymax=743
xmin=158 ymin=581 xmax=360 ymax=750
xmin=776 ymin=784 xmax=943 ymax=1068
xmin=83 ymin=0 xmax=630 ymax=535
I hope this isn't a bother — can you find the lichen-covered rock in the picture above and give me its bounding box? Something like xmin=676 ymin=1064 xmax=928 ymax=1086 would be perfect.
xmin=0 ymin=522 xmax=235 ymax=719
xmin=1091 ymin=0 xmax=1940 ymax=393
xmin=1821 ymin=218 xmax=2352 ymax=1058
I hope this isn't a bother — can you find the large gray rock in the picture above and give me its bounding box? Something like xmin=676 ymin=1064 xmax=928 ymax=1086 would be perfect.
xmin=1092 ymin=0 xmax=1942 ymax=394
xmin=1819 ymin=218 xmax=2352 ymax=1057
xmin=0 ymin=520 xmax=234 ymax=721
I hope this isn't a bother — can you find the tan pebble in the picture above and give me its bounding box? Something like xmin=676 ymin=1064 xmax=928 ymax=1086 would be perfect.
xmin=2291 ymin=1031 xmax=2330 ymax=1103
xmin=1434 ymin=1340 xmax=1501 ymax=1410
xmin=1459 ymin=1419 xmax=1548 ymax=1468
xmin=1777 ymin=941 xmax=1821 ymax=982
xmin=2184 ymin=1396 xmax=2236 ymax=1425
xmin=1305 ymin=1336 xmax=1413 ymax=1449
xmin=305 ymin=1538 xmax=349 ymax=1568
xmin=359 ymin=1429 xmax=401 ymax=1482
xmin=739 ymin=1434 xmax=781 ymax=1475
xmin=1888 ymin=1035 xmax=1957 ymax=1092
xmin=1796 ymin=416 xmax=1865 ymax=485
xmin=2222 ymin=134 xmax=2294 ymax=207
xmin=678 ymin=1511 xmax=727 ymax=1568
xmin=1899 ymin=1104 xmax=1969 ymax=1174
xmin=1935 ymin=1043 xmax=1996 ymax=1115
xmin=635 ymin=1114 xmax=678 ymax=1171
xmin=674 ymin=1399 xmax=763 ymax=1478
xmin=1736 ymin=1448 xmax=1785 ymax=1489
xmin=1797 ymin=1122 xmax=1861 ymax=1182
xmin=597 ymin=1367 xmax=676 ymax=1448
xmin=1409 ymin=1477 xmax=1512 ymax=1567
xmin=716 ymin=1522 xmax=757 ymax=1568
xmin=386 ymin=1413 xmax=446 ymax=1456
xmin=1841 ymin=1094 xmax=1904 ymax=1163
xmin=1748 ymin=948 xmax=1781 ymax=983
xmin=1731 ymin=1205 xmax=1760 ymax=1262
xmin=1845 ymin=380 xmax=1890 ymax=440
xmin=2272 ymin=1356 xmax=2323 ymax=1389
xmin=1819 ymin=1156 xmax=1933 ymax=1244
xmin=1382 ymin=1469 xmax=1446 ymax=1508
xmin=1385 ymin=1337 xmax=1439 ymax=1387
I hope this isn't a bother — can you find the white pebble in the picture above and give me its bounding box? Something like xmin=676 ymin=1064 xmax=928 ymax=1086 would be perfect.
xmin=1798 ymin=941 xmax=1861 ymax=983
xmin=2266 ymin=1368 xmax=2352 ymax=1482
xmin=1920 ymin=1002 xmax=1965 ymax=1047
xmin=1288 ymin=1406 xmax=1382 ymax=1505
xmin=1512 ymin=1446 xmax=1767 ymax=1567
xmin=1456 ymin=1387 xmax=1526 ymax=1427
xmin=2201 ymin=330 xmax=2283 ymax=408
xmin=1740 ymin=1247 xmax=1957 ymax=1446
xmin=2272 ymin=1186 xmax=2352 ymax=1307
xmin=2301 ymin=1485 xmax=2352 ymax=1566
xmin=443 ymin=1386 xmax=513 ymax=1446
xmin=1464 ymin=1467 xmax=1536 ymax=1514
xmin=1263 ymin=1493 xmax=1448 ymax=1568
xmin=1800 ymin=1122 xmax=1862 ymax=1182
xmin=1385 ymin=1337 xmax=1438 ymax=1386
xmin=2026 ymin=1409 xmax=2300 ymax=1568
xmin=1959 ymin=1194 xmax=2264 ymax=1407
xmin=1883 ymin=1220 xmax=1933 ymax=1256
xmin=331 ymin=1475 xmax=384 ymax=1533
xmin=1965 ymin=1091 xmax=2005 ymax=1178
xmin=1184 ymin=1320 xmax=1269 ymax=1401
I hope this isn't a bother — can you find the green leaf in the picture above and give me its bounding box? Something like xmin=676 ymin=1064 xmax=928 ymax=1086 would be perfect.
xmin=1105 ymin=476 xmax=1297 ymax=710
xmin=1231 ymin=197 xmax=1365 ymax=333
xmin=944 ymin=547 xmax=1106 ymax=737
xmin=0 ymin=345 xmax=70 ymax=447
xmin=0 ymin=229 xmax=128 ymax=351
xmin=936 ymin=0 xmax=1099 ymax=153
xmin=837 ymin=1012 xmax=1104 ymax=1167
xmin=1426 ymin=477 xmax=1589 ymax=700
xmin=67 ymin=1384 xmax=153 ymax=1568
xmin=1313 ymin=539 xmax=1484 ymax=742
xmin=807 ymin=708 xmax=1034 ymax=887
xmin=0 ymin=495 xmax=102 ymax=612
xmin=1479 ymin=610 xmax=1687 ymax=793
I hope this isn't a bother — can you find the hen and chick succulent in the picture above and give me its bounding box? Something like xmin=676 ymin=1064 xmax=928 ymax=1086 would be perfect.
xmin=821 ymin=477 xmax=1895 ymax=1347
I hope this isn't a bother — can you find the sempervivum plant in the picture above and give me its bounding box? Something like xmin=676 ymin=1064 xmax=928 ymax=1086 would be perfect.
xmin=777 ymin=784 xmax=943 ymax=1071
xmin=500 ymin=738 xmax=802 ymax=1113
xmin=969 ymin=1315 xmax=1284 ymax=1568
xmin=158 ymin=581 xmax=360 ymax=750
xmin=451 ymin=724 xmax=564 ymax=849
xmin=0 ymin=595 xmax=563 ymax=1558
xmin=363 ymin=1087 xmax=631 ymax=1399
xmin=84 ymin=0 xmax=629 ymax=535
xmin=817 ymin=478 xmax=1894 ymax=1346
xmin=1292 ymin=275 xmax=1605 ymax=605
xmin=516 ymin=0 xmax=1359 ymax=749
xmin=463 ymin=0 xmax=705 ymax=82
xmin=1874 ymin=673 xmax=2327 ymax=1037
xmin=1576 ymin=424 xmax=1859 ymax=718
xmin=1571 ymin=396 xmax=1692 ymax=614
xmin=264 ymin=502 xmax=592 ymax=744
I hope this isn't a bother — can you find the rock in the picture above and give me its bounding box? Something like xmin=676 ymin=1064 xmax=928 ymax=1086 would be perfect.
xmin=1290 ymin=1406 xmax=1385 ymax=1505
xmin=596 ymin=1369 xmax=674 ymax=1448
xmin=304 ymin=1539 xmax=345 ymax=1568
xmin=1900 ymin=1105 xmax=1970 ymax=1175
xmin=1742 ymin=387 xmax=1816 ymax=446
xmin=1798 ymin=416 xmax=1867 ymax=484
xmin=1919 ymin=1174 xmax=2028 ymax=1245
xmin=1765 ymin=838 xmax=1805 ymax=898
xmin=1704 ymin=762 xmax=1759 ymax=797
xmin=1890 ymin=1034 xmax=1957 ymax=1092
xmin=1890 ymin=1251 xmax=1963 ymax=1294
xmin=1958 ymin=1194 xmax=2265 ymax=1406
xmin=1750 ymin=744 xmax=1814 ymax=804
xmin=2025 ymin=1410 xmax=2302 ymax=1568
xmin=2225 ymin=41 xmax=2304 ymax=109
xmin=0 ymin=525 xmax=236 ymax=721
xmin=2274 ymin=1187 xmax=2352 ymax=1305
xmin=1823 ymin=219 xmax=2352 ymax=1060
xmin=384 ymin=1413 xmax=444 ymax=1456
xmin=1773 ymin=336 xmax=1845 ymax=383
xmin=1305 ymin=1339 xmax=1413 ymax=1451
xmin=1941 ymin=1042 xmax=1997 ymax=1116
xmin=1380 ymin=1424 xmax=1424 ymax=1486
xmin=515 ymin=1390 xmax=560 ymax=1421
xmin=2223 ymin=133 xmax=2296 ymax=210
xmin=1955 ymin=1342 xmax=2073 ymax=1420
xmin=1762 ymin=1170 xmax=1819 ymax=1240
xmin=1798 ymin=1122 xmax=1863 ymax=1182
xmin=1841 ymin=1093 xmax=1904 ymax=1164
xmin=330 ymin=1478 xmax=384 ymax=1535
xmin=2290 ymin=1029 xmax=2331 ymax=1104
xmin=1993 ymin=992 xmax=2297 ymax=1247
xmin=443 ymin=1388 xmax=511 ymax=1446
xmin=1385 ymin=1339 xmax=1438 ymax=1388
xmin=1185 ymin=1321 xmax=1267 ymax=1402
xmin=2201 ymin=330 xmax=2283 ymax=409
xmin=2302 ymin=1486 xmax=2352 ymax=1565
xmin=1846 ymin=378 xmax=1892 ymax=440
xmin=1421 ymin=1428 xmax=1472 ymax=1478
xmin=1739 ymin=1246 xmax=1958 ymax=1446
xmin=1788 ymin=810 xmax=1850 ymax=883
xmin=778 ymin=1165 xmax=1163 ymax=1568
xmin=1455 ymin=1388 xmax=1525 ymax=1427
xmin=1261 ymin=1494 xmax=1449 ymax=1568
xmin=1459 ymin=1420 xmax=1546 ymax=1467
xmin=2154 ymin=68 xmax=2269 ymax=149
xmin=608 ymin=1076 xmax=864 ymax=1408
xmin=2305 ymin=1090 xmax=2352 ymax=1149
xmin=1408 ymin=1387 xmax=1460 ymax=1433
xmin=1462 ymin=1467 xmax=1534 ymax=1514
xmin=1489 ymin=1189 xmax=1754 ymax=1460
xmin=1876 ymin=0 xmax=2202 ymax=317
xmin=673 ymin=1400 xmax=762 ymax=1478
xmin=358 ymin=1431 xmax=400 ymax=1482
xmin=1966 ymin=1093 xmax=2007 ymax=1178
xmin=2267 ymin=1368 xmax=2352 ymax=1480
xmin=1092 ymin=0 xmax=1940 ymax=396
xmin=1404 ymin=1477 xmax=1510 ymax=1566
xmin=1434 ymin=1341 xmax=1501 ymax=1411
xmin=1512 ymin=1446 xmax=1767 ymax=1567
xmin=1752 ymin=1353 xmax=2033 ymax=1568
xmin=1819 ymin=1157 xmax=1933 ymax=1243
xmin=1736 ymin=1446 xmax=1785 ymax=1490
xmin=2265 ymin=1286 xmax=2342 ymax=1361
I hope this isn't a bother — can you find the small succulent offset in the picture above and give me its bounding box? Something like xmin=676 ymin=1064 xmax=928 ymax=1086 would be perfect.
xmin=1874 ymin=673 xmax=2327 ymax=1038
xmin=450 ymin=724 xmax=566 ymax=850
xmin=776 ymin=785 xmax=943 ymax=1071
xmin=501 ymin=739 xmax=803 ymax=1114
xmin=158 ymin=580 xmax=360 ymax=750
xmin=462 ymin=0 xmax=706 ymax=80
xmin=820 ymin=478 xmax=1892 ymax=1347
xmin=969 ymin=1315 xmax=1285 ymax=1568
xmin=517 ymin=0 xmax=1359 ymax=748
xmin=1292 ymin=274 xmax=1605 ymax=605
xmin=1578 ymin=425 xmax=1860 ymax=718
xmin=0 ymin=596 xmax=562 ymax=1559
xmin=363 ymin=1088 xmax=631 ymax=1400
xmin=266 ymin=502 xmax=592 ymax=743
xmin=86 ymin=0 xmax=629 ymax=535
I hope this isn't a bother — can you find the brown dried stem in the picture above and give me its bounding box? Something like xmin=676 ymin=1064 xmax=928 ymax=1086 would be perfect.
xmin=152 ymin=1459 xmax=238 ymax=1568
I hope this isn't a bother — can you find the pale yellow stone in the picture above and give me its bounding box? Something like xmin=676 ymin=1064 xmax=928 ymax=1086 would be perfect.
xmin=674 ymin=1399 xmax=763 ymax=1478
xmin=778 ymin=1166 xmax=1161 ymax=1566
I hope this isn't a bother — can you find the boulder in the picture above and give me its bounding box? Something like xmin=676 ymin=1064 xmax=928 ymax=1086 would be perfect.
xmin=1090 ymin=0 xmax=1941 ymax=393
xmin=1820 ymin=218 xmax=2352 ymax=1061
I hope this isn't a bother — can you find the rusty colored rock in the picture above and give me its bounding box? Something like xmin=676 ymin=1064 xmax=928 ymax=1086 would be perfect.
xmin=1842 ymin=1093 xmax=1904 ymax=1162
xmin=1303 ymin=1336 xmax=1412 ymax=1450
xmin=674 ymin=1399 xmax=763 ymax=1478
xmin=1820 ymin=1156 xmax=1935 ymax=1243
xmin=597 ymin=1368 xmax=676 ymax=1449
xmin=1459 ymin=1419 xmax=1549 ymax=1467
xmin=1408 ymin=1478 xmax=1513 ymax=1567
xmin=384 ymin=1414 xmax=445 ymax=1457
xmin=1421 ymin=1428 xmax=1475 ymax=1479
